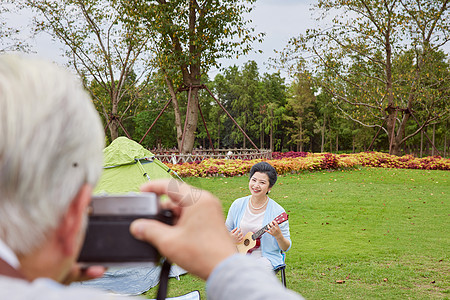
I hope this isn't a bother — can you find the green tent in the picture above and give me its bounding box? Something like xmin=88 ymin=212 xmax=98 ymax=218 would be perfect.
xmin=79 ymin=137 xmax=187 ymax=295
xmin=94 ymin=137 xmax=176 ymax=194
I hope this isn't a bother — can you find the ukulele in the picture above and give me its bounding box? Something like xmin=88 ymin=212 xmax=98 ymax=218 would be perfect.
xmin=236 ymin=212 xmax=289 ymax=254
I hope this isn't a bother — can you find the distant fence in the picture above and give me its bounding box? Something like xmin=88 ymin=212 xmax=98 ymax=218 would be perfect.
xmin=153 ymin=149 xmax=272 ymax=164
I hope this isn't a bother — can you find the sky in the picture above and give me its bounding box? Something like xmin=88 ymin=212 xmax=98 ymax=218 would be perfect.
xmin=5 ymin=0 xmax=450 ymax=79
xmin=4 ymin=0 xmax=317 ymax=79
xmin=213 ymin=0 xmax=317 ymax=76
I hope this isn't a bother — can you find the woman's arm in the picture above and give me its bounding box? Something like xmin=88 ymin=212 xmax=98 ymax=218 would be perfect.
xmin=225 ymin=198 xmax=241 ymax=231
xmin=266 ymin=221 xmax=291 ymax=252
xmin=225 ymin=199 xmax=244 ymax=244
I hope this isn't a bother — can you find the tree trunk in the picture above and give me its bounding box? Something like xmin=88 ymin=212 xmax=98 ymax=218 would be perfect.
xmin=299 ymin=120 xmax=303 ymax=152
xmin=336 ymin=134 xmax=338 ymax=153
xmin=109 ymin=97 xmax=119 ymax=141
xmin=420 ymin=129 xmax=424 ymax=158
xmin=268 ymin=126 xmax=274 ymax=152
xmin=180 ymin=87 xmax=200 ymax=153
xmin=109 ymin=119 xmax=120 ymax=141
xmin=432 ymin=123 xmax=436 ymax=156
xmin=384 ymin=27 xmax=403 ymax=156
xmin=352 ymin=133 xmax=355 ymax=153
xmin=444 ymin=124 xmax=447 ymax=158
xmin=270 ymin=108 xmax=274 ymax=152
xmin=217 ymin=112 xmax=221 ymax=149
xmin=164 ymin=75 xmax=183 ymax=151
xmin=387 ymin=109 xmax=409 ymax=156
xmin=329 ymin=133 xmax=332 ymax=153
xmin=260 ymin=122 xmax=264 ymax=149
xmin=321 ymin=113 xmax=326 ymax=153
xmin=243 ymin=115 xmax=247 ymax=149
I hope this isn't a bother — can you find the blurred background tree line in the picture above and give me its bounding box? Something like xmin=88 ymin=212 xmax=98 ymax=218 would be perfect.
xmin=2 ymin=0 xmax=449 ymax=156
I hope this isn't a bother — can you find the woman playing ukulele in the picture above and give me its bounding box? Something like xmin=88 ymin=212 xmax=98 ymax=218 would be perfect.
xmin=225 ymin=162 xmax=291 ymax=271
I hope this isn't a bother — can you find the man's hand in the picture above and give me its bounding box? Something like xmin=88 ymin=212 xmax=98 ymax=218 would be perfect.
xmin=130 ymin=179 xmax=236 ymax=280
xmin=61 ymin=264 xmax=105 ymax=285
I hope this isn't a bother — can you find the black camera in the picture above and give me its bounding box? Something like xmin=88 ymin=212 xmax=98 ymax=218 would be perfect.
xmin=78 ymin=193 xmax=173 ymax=267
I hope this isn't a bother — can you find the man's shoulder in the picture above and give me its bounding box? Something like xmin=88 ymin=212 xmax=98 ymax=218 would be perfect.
xmin=0 ymin=276 xmax=130 ymax=300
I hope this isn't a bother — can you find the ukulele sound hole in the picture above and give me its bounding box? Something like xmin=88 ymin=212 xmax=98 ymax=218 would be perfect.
xmin=244 ymin=240 xmax=250 ymax=246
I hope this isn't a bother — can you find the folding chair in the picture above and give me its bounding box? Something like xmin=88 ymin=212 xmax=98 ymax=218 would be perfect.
xmin=273 ymin=251 xmax=287 ymax=287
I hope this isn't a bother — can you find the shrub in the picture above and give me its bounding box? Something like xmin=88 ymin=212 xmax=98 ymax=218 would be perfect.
xmin=164 ymin=151 xmax=450 ymax=177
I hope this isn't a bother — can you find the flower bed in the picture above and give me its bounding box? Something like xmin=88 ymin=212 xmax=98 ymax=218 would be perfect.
xmin=354 ymin=151 xmax=450 ymax=170
xmin=164 ymin=151 xmax=450 ymax=177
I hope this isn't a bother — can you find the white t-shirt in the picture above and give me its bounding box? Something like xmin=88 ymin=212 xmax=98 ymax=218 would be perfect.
xmin=239 ymin=204 xmax=272 ymax=270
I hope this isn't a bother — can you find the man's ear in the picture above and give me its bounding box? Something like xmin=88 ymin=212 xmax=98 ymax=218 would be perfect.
xmin=57 ymin=184 xmax=92 ymax=256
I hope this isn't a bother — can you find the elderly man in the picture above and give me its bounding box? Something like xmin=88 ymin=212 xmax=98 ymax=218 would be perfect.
xmin=0 ymin=55 xmax=303 ymax=300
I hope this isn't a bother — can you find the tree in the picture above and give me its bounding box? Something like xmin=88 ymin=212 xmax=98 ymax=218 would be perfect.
xmin=259 ymin=72 xmax=287 ymax=151
xmin=394 ymin=48 xmax=450 ymax=155
xmin=27 ymin=0 xmax=155 ymax=141
xmin=210 ymin=66 xmax=241 ymax=148
xmin=0 ymin=1 xmax=28 ymax=52
xmin=230 ymin=61 xmax=261 ymax=148
xmin=281 ymin=0 xmax=450 ymax=155
xmin=284 ymin=69 xmax=316 ymax=152
xmin=126 ymin=0 xmax=263 ymax=153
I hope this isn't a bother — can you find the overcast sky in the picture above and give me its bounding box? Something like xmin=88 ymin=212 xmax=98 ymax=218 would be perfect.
xmin=5 ymin=0 xmax=317 ymax=79
xmin=213 ymin=0 xmax=317 ymax=76
xmin=5 ymin=0 xmax=450 ymax=79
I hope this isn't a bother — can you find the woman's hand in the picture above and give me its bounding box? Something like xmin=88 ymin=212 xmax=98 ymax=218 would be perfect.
xmin=266 ymin=221 xmax=282 ymax=239
xmin=266 ymin=221 xmax=291 ymax=251
xmin=230 ymin=228 xmax=244 ymax=244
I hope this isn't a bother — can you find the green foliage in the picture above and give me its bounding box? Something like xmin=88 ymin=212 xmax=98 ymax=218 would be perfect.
xmin=230 ymin=61 xmax=262 ymax=146
xmin=210 ymin=61 xmax=288 ymax=150
xmin=259 ymin=72 xmax=287 ymax=150
xmin=209 ymin=58 xmax=449 ymax=154
xmin=280 ymin=0 xmax=450 ymax=155
xmin=124 ymin=0 xmax=264 ymax=77
xmin=18 ymin=0 xmax=450 ymax=154
xmin=284 ymin=69 xmax=317 ymax=151
xmin=29 ymin=0 xmax=154 ymax=82
xmin=117 ymin=0 xmax=265 ymax=152
xmin=134 ymin=109 xmax=176 ymax=149
xmin=28 ymin=0 xmax=155 ymax=140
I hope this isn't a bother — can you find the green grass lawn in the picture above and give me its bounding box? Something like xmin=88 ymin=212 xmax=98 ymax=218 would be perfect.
xmin=145 ymin=167 xmax=449 ymax=299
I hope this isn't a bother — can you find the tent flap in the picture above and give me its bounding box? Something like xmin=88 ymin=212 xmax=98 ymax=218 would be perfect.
xmin=94 ymin=137 xmax=174 ymax=194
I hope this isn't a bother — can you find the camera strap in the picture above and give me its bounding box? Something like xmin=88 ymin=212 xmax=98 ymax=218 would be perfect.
xmin=156 ymin=259 xmax=172 ymax=300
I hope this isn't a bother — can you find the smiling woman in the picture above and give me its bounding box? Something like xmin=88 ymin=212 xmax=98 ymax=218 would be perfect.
xmin=225 ymin=162 xmax=291 ymax=271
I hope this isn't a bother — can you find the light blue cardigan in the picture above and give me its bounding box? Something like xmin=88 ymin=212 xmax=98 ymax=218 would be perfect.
xmin=225 ymin=195 xmax=291 ymax=268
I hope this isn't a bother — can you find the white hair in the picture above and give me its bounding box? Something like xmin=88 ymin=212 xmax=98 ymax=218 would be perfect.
xmin=0 ymin=55 xmax=105 ymax=255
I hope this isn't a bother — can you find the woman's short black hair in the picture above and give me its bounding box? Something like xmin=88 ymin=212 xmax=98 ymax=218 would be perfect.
xmin=249 ymin=161 xmax=277 ymax=188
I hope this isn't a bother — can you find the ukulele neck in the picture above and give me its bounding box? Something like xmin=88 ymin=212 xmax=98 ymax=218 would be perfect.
xmin=250 ymin=212 xmax=288 ymax=241
xmin=252 ymin=224 xmax=270 ymax=240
